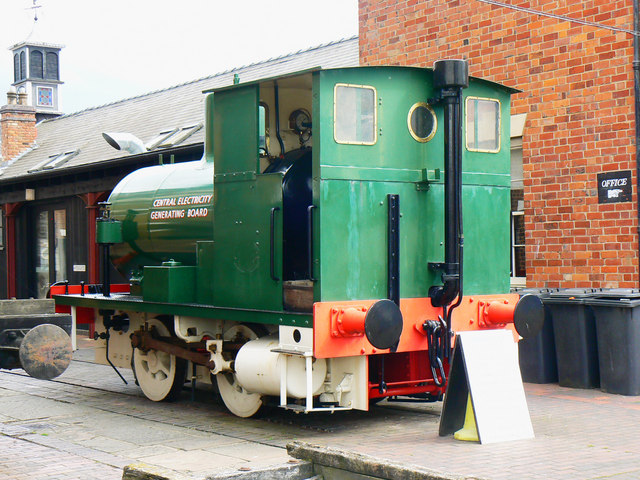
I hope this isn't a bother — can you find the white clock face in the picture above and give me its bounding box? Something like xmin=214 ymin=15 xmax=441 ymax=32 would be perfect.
xmin=37 ymin=87 xmax=53 ymax=107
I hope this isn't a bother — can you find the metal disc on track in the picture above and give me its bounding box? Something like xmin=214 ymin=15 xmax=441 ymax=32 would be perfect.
xmin=19 ymin=324 xmax=72 ymax=380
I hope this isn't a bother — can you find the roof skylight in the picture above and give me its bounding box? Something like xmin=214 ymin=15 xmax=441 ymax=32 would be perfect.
xmin=27 ymin=150 xmax=79 ymax=173
xmin=147 ymin=124 xmax=203 ymax=150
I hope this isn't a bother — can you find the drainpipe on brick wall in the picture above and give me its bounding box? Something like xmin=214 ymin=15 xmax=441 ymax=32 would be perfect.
xmin=635 ymin=0 xmax=640 ymax=288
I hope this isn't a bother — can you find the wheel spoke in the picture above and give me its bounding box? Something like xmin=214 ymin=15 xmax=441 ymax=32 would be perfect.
xmin=157 ymin=354 xmax=172 ymax=375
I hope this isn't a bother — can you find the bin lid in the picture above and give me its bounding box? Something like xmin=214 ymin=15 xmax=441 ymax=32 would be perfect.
xmin=584 ymin=297 xmax=640 ymax=308
xmin=543 ymin=288 xmax=596 ymax=305
xmin=590 ymin=288 xmax=640 ymax=299
xmin=547 ymin=288 xmax=596 ymax=299
xmin=511 ymin=288 xmax=557 ymax=298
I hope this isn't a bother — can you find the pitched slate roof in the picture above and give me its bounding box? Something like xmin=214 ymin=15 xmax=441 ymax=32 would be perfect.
xmin=0 ymin=37 xmax=358 ymax=182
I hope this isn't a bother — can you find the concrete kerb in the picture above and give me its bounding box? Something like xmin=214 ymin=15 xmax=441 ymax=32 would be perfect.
xmin=286 ymin=441 xmax=488 ymax=480
xmin=122 ymin=463 xmax=195 ymax=480
xmin=122 ymin=462 xmax=314 ymax=480
xmin=205 ymin=463 xmax=314 ymax=480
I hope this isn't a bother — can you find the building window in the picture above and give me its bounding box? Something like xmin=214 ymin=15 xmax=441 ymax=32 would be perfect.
xmin=14 ymin=54 xmax=19 ymax=82
xmin=30 ymin=50 xmax=44 ymax=79
xmin=466 ymin=97 xmax=500 ymax=152
xmin=28 ymin=151 xmax=79 ymax=173
xmin=160 ymin=124 xmax=201 ymax=148
xmin=37 ymin=86 xmax=54 ymax=107
xmin=20 ymin=52 xmax=26 ymax=80
xmin=146 ymin=128 xmax=179 ymax=150
xmin=0 ymin=209 xmax=4 ymax=250
xmin=511 ymin=192 xmax=525 ymax=286
xmin=45 ymin=52 xmax=59 ymax=80
xmin=334 ymin=84 xmax=377 ymax=145
xmin=510 ymin=114 xmax=526 ymax=287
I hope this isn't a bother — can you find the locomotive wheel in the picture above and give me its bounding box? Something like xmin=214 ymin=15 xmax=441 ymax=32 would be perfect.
xmin=132 ymin=318 xmax=187 ymax=402
xmin=216 ymin=324 xmax=264 ymax=418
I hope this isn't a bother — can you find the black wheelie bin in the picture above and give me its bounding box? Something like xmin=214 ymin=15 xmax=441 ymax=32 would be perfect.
xmin=545 ymin=289 xmax=599 ymax=389
xmin=586 ymin=290 xmax=640 ymax=395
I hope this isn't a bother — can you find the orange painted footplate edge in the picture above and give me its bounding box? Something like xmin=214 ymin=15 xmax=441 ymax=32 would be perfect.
xmin=313 ymin=294 xmax=521 ymax=359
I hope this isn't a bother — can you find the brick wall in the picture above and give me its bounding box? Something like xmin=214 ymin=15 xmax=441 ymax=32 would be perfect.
xmin=360 ymin=0 xmax=637 ymax=288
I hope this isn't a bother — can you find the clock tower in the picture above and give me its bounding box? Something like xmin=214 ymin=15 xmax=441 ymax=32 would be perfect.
xmin=10 ymin=38 xmax=64 ymax=122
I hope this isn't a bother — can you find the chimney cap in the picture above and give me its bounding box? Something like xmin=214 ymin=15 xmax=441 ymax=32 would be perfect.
xmin=6 ymin=89 xmax=17 ymax=106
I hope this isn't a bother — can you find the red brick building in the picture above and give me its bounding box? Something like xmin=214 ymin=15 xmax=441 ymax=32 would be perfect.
xmin=359 ymin=0 xmax=637 ymax=288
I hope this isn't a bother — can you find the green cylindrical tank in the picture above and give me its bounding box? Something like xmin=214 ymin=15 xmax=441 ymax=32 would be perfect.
xmin=108 ymin=159 xmax=214 ymax=279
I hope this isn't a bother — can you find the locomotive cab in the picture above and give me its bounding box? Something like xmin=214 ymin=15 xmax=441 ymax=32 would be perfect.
xmin=201 ymin=72 xmax=317 ymax=312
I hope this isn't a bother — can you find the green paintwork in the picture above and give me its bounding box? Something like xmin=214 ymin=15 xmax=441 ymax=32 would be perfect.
xmin=196 ymin=241 xmax=215 ymax=303
xmin=312 ymin=67 xmax=513 ymax=302
xmin=212 ymin=85 xmax=260 ymax=175
xmin=202 ymin=84 xmax=285 ymax=310
xmin=107 ymin=161 xmax=214 ymax=280
xmin=96 ymin=219 xmax=122 ymax=244
xmin=143 ymin=264 xmax=196 ymax=303
xmin=209 ymin=173 xmax=283 ymax=310
xmin=55 ymin=65 xmax=516 ymax=329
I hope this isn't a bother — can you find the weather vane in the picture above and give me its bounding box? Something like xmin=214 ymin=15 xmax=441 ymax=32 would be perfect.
xmin=27 ymin=0 xmax=42 ymax=23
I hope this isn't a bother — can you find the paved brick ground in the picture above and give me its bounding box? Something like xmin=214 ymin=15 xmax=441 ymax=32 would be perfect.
xmin=2 ymin=336 xmax=640 ymax=479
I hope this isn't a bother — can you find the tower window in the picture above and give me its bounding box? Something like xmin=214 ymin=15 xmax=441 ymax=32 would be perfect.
xmin=30 ymin=50 xmax=44 ymax=79
xmin=19 ymin=52 xmax=26 ymax=80
xmin=14 ymin=54 xmax=19 ymax=82
xmin=37 ymin=87 xmax=54 ymax=107
xmin=45 ymin=52 xmax=59 ymax=80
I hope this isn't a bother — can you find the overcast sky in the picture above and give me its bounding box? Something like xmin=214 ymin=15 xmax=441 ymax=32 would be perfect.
xmin=0 ymin=0 xmax=358 ymax=114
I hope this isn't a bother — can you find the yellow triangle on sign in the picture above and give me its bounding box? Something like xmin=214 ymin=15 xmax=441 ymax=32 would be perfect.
xmin=454 ymin=394 xmax=479 ymax=442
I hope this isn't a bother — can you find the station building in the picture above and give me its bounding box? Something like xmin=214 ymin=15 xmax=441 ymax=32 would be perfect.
xmin=359 ymin=0 xmax=637 ymax=289
xmin=0 ymin=37 xmax=358 ymax=299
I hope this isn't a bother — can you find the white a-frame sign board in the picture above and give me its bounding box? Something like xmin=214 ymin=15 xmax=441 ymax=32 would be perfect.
xmin=439 ymin=330 xmax=534 ymax=444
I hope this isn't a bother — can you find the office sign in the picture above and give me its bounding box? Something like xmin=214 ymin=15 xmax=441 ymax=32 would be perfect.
xmin=597 ymin=170 xmax=632 ymax=204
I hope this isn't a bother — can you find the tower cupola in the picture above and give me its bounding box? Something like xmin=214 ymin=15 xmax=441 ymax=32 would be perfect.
xmin=10 ymin=37 xmax=64 ymax=121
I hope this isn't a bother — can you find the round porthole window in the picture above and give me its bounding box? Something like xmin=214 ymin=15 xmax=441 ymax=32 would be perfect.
xmin=407 ymin=103 xmax=437 ymax=142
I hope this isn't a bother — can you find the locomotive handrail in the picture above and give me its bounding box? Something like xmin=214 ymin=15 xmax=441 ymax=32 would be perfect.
xmin=270 ymin=207 xmax=280 ymax=282
xmin=307 ymin=205 xmax=317 ymax=282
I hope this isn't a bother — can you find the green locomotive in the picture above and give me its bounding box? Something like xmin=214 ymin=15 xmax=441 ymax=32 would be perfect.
xmin=54 ymin=61 xmax=542 ymax=417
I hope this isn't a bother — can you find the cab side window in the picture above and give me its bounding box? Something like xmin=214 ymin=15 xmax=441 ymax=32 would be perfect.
xmin=334 ymin=84 xmax=377 ymax=145
xmin=466 ymin=97 xmax=500 ymax=153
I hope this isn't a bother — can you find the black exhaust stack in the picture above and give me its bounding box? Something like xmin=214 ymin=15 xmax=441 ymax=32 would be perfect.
xmin=429 ymin=60 xmax=469 ymax=308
